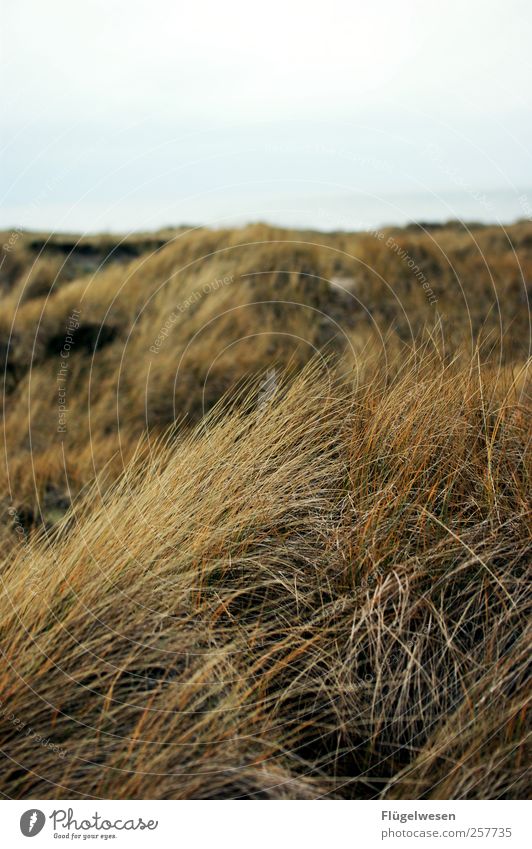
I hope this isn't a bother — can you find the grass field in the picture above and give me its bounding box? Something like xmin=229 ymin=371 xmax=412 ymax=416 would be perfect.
xmin=0 ymin=221 xmax=529 ymax=798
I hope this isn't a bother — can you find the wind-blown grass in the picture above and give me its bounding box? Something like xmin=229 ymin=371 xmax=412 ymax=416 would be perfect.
xmin=0 ymin=347 xmax=529 ymax=798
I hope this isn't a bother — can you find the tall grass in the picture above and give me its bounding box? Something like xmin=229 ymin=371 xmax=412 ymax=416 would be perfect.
xmin=0 ymin=221 xmax=529 ymax=797
xmin=0 ymin=347 xmax=529 ymax=798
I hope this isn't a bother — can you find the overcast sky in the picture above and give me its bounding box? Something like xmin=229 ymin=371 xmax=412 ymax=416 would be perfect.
xmin=1 ymin=0 xmax=531 ymax=231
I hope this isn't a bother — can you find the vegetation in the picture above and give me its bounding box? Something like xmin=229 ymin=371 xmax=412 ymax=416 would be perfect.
xmin=0 ymin=221 xmax=529 ymax=798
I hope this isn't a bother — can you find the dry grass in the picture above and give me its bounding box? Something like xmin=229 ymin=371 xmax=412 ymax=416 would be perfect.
xmin=0 ymin=222 xmax=530 ymax=798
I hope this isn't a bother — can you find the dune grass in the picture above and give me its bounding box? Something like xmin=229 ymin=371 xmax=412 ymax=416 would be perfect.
xmin=0 ymin=222 xmax=529 ymax=798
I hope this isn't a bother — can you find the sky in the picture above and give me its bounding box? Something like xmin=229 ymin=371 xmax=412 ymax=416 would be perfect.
xmin=1 ymin=0 xmax=531 ymax=232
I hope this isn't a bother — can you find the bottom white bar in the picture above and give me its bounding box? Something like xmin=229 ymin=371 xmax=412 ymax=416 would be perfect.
xmin=2 ymin=799 xmax=528 ymax=848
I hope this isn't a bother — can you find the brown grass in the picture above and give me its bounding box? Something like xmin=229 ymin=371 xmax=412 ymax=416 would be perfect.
xmin=0 ymin=222 xmax=530 ymax=798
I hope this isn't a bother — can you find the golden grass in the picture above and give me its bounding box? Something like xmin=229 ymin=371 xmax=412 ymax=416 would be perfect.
xmin=0 ymin=222 xmax=530 ymax=798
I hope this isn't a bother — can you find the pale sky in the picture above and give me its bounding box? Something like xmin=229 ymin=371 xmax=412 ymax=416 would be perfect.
xmin=1 ymin=0 xmax=531 ymax=231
